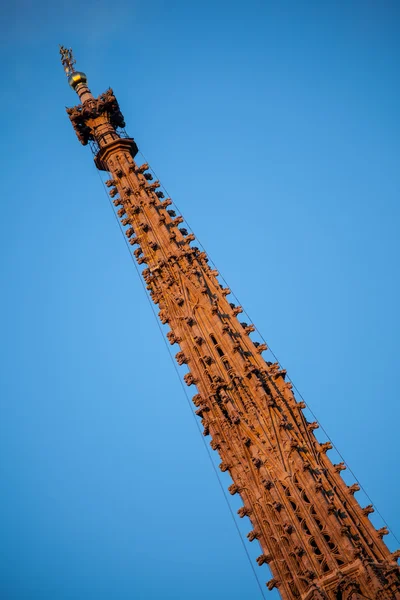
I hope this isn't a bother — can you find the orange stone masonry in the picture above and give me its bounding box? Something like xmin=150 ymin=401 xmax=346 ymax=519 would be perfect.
xmin=61 ymin=48 xmax=400 ymax=600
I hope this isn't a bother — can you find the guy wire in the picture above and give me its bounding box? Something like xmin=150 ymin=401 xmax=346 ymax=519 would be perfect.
xmin=136 ymin=150 xmax=400 ymax=547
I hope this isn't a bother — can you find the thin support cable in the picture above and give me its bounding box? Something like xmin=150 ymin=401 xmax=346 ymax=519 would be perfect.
xmin=136 ymin=150 xmax=400 ymax=547
xmin=94 ymin=166 xmax=269 ymax=600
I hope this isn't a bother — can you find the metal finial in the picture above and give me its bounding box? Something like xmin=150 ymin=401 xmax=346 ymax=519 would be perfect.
xmin=59 ymin=45 xmax=76 ymax=77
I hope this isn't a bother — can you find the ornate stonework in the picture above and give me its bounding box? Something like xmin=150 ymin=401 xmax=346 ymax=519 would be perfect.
xmin=61 ymin=48 xmax=400 ymax=600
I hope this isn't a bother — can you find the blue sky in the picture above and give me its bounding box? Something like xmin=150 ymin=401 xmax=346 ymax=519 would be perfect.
xmin=0 ymin=1 xmax=399 ymax=599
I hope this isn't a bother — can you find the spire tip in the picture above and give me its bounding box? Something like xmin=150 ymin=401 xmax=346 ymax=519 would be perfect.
xmin=59 ymin=45 xmax=76 ymax=78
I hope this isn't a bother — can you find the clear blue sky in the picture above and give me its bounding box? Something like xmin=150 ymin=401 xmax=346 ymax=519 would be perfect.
xmin=0 ymin=2 xmax=399 ymax=599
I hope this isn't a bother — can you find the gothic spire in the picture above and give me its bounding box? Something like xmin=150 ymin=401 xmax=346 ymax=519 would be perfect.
xmin=61 ymin=49 xmax=400 ymax=600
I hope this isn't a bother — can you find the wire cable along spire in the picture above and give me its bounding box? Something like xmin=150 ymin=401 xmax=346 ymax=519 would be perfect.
xmin=61 ymin=47 xmax=400 ymax=600
xmin=136 ymin=150 xmax=400 ymax=553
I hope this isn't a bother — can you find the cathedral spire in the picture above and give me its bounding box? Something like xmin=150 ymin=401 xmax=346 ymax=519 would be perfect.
xmin=61 ymin=48 xmax=400 ymax=600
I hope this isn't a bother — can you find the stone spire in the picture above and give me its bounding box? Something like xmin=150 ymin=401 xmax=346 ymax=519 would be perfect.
xmin=61 ymin=48 xmax=400 ymax=600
